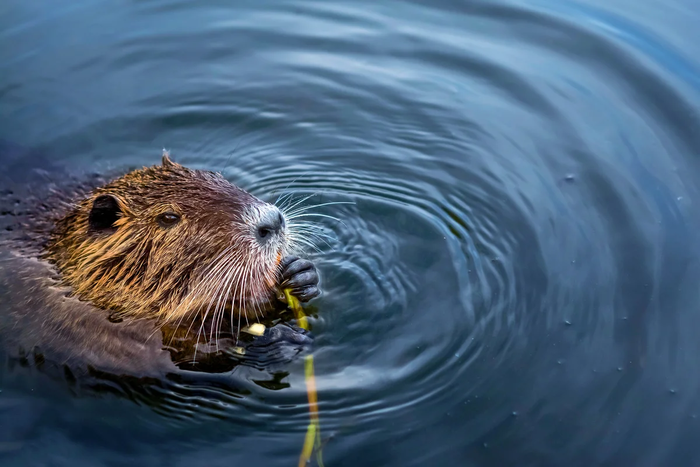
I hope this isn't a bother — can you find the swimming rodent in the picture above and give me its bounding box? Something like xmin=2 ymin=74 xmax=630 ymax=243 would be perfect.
xmin=0 ymin=152 xmax=320 ymax=381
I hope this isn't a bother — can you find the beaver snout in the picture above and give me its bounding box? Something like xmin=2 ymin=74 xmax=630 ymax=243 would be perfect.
xmin=255 ymin=206 xmax=285 ymax=244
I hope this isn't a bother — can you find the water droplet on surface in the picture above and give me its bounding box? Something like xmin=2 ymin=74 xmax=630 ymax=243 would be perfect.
xmin=617 ymin=367 xmax=623 ymax=372
xmin=564 ymin=320 xmax=572 ymax=325
xmin=564 ymin=174 xmax=575 ymax=182
xmin=511 ymin=411 xmax=518 ymax=416
xmin=669 ymin=389 xmax=677 ymax=395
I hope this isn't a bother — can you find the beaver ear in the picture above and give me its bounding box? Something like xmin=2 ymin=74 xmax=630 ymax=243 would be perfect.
xmin=88 ymin=194 xmax=122 ymax=232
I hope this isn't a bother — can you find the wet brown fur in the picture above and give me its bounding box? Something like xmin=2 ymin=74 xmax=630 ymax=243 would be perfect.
xmin=44 ymin=154 xmax=286 ymax=327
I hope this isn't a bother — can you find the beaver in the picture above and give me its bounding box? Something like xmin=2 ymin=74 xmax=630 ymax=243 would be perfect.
xmin=0 ymin=151 xmax=321 ymax=381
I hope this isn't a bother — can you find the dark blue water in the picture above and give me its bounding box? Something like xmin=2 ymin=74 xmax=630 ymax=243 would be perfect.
xmin=2 ymin=0 xmax=700 ymax=465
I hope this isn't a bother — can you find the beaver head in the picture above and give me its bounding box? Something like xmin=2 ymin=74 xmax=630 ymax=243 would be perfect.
xmin=45 ymin=152 xmax=302 ymax=326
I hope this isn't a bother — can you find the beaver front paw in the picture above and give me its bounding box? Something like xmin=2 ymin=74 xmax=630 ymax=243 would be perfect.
xmin=279 ymin=256 xmax=320 ymax=302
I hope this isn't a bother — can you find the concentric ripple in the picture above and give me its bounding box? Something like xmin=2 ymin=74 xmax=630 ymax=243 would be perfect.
xmin=2 ymin=0 xmax=700 ymax=466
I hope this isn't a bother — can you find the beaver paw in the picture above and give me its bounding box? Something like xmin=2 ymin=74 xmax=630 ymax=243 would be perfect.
xmin=280 ymin=256 xmax=320 ymax=302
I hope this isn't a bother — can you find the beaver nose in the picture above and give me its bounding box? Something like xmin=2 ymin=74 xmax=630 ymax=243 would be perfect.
xmin=255 ymin=208 xmax=285 ymax=243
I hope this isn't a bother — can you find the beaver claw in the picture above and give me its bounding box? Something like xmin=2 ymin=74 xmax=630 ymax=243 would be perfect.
xmin=279 ymin=256 xmax=320 ymax=302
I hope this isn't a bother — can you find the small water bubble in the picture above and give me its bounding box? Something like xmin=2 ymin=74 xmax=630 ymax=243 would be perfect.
xmin=564 ymin=174 xmax=576 ymax=182
xmin=617 ymin=367 xmax=623 ymax=372
xmin=511 ymin=411 xmax=518 ymax=417
xmin=677 ymin=196 xmax=683 ymax=201
xmin=564 ymin=320 xmax=572 ymax=326
xmin=669 ymin=388 xmax=677 ymax=395
xmin=483 ymin=442 xmax=489 ymax=448
xmin=557 ymin=359 xmax=564 ymax=365
xmin=454 ymin=353 xmax=460 ymax=358
xmin=692 ymin=414 xmax=697 ymax=419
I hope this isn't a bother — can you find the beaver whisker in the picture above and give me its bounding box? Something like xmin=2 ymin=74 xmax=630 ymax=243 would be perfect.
xmin=231 ymin=255 xmax=252 ymax=344
xmin=246 ymin=262 xmax=264 ymax=322
xmin=273 ymin=171 xmax=315 ymax=205
xmin=290 ymin=229 xmax=334 ymax=250
xmin=194 ymin=256 xmax=239 ymax=361
xmin=212 ymin=250 xmax=253 ymax=350
xmin=256 ymin=273 xmax=275 ymax=321
xmin=191 ymin=250 xmax=241 ymax=305
xmin=183 ymin=254 xmax=239 ymax=351
xmin=162 ymin=244 xmax=237 ymax=325
xmin=240 ymin=265 xmax=251 ymax=330
xmin=278 ymin=192 xmax=319 ymax=214
xmin=235 ymin=293 xmax=243 ymax=344
xmin=215 ymin=274 xmax=238 ymax=350
xmin=213 ymin=268 xmax=240 ymax=352
xmin=212 ymin=261 xmax=240 ymax=351
xmin=288 ymin=222 xmax=336 ymax=241
xmin=282 ymin=201 xmax=355 ymax=217
xmin=289 ymin=236 xmax=324 ymax=254
xmin=229 ymin=251 xmax=256 ymax=335
xmin=244 ymin=258 xmax=260 ymax=322
xmin=178 ymin=249 xmax=242 ymax=341
xmin=289 ymin=228 xmax=333 ymax=249
xmin=220 ymin=137 xmax=244 ymax=177
xmin=285 ymin=212 xmax=345 ymax=225
xmin=209 ymin=255 xmax=241 ymax=350
xmin=275 ymin=191 xmax=300 ymax=210
xmin=290 ymin=225 xmax=335 ymax=241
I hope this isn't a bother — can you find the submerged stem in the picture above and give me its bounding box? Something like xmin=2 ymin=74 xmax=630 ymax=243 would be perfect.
xmin=286 ymin=288 xmax=324 ymax=467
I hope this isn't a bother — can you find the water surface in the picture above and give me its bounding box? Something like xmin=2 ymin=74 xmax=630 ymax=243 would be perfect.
xmin=2 ymin=0 xmax=700 ymax=465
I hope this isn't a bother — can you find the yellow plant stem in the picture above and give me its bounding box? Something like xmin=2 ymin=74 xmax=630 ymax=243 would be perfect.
xmin=285 ymin=289 xmax=324 ymax=467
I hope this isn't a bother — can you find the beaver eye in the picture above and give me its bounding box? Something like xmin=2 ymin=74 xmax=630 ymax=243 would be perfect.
xmin=156 ymin=212 xmax=181 ymax=228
